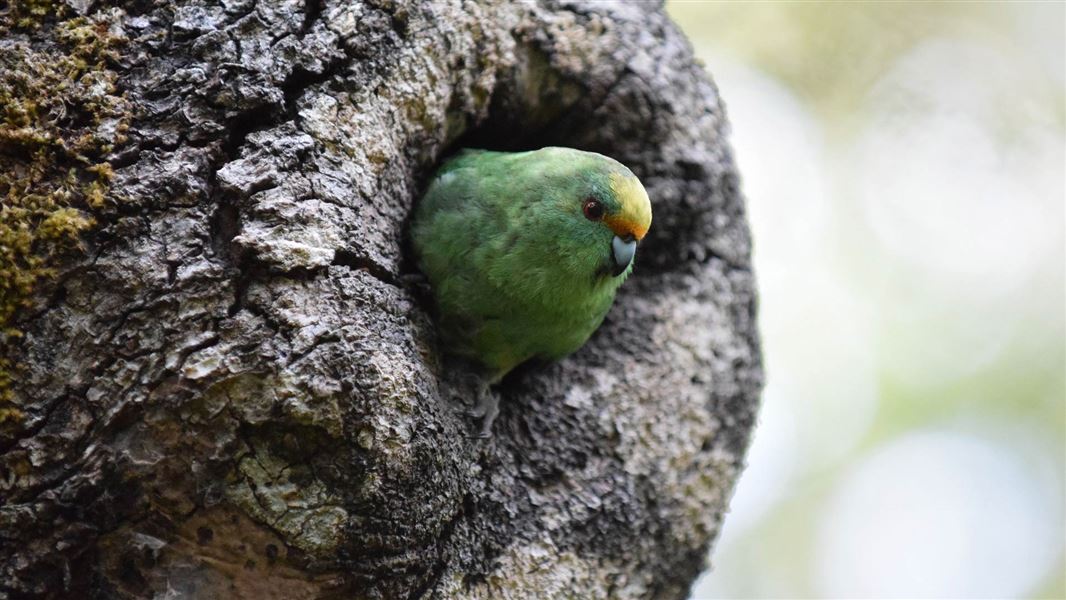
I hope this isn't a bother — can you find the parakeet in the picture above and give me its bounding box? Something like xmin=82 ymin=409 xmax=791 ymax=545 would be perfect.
xmin=411 ymin=146 xmax=652 ymax=436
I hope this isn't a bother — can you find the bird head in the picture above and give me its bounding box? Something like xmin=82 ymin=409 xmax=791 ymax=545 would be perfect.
xmin=487 ymin=147 xmax=653 ymax=298
xmin=534 ymin=148 xmax=651 ymax=283
xmin=583 ymin=170 xmax=652 ymax=278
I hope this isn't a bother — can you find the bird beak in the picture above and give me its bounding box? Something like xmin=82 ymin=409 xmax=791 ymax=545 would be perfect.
xmin=611 ymin=235 xmax=637 ymax=277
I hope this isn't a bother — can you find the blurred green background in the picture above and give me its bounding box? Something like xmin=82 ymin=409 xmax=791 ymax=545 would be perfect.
xmin=666 ymin=2 xmax=1065 ymax=598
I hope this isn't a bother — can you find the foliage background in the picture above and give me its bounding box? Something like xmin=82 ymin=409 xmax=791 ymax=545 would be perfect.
xmin=667 ymin=2 xmax=1065 ymax=598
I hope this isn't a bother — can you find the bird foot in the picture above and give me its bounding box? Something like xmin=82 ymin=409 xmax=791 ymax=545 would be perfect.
xmin=461 ymin=382 xmax=499 ymax=438
xmin=399 ymin=272 xmax=432 ymax=301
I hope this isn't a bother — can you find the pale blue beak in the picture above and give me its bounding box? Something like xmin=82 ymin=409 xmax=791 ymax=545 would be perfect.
xmin=611 ymin=235 xmax=637 ymax=277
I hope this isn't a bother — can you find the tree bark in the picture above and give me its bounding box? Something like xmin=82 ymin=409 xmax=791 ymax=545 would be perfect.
xmin=0 ymin=1 xmax=762 ymax=598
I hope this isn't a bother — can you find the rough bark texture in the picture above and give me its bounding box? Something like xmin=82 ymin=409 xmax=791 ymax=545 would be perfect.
xmin=0 ymin=1 xmax=762 ymax=598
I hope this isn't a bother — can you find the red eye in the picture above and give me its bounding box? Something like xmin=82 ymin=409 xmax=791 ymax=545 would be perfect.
xmin=582 ymin=198 xmax=604 ymax=221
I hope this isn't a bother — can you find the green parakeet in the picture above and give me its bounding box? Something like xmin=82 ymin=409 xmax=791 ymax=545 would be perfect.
xmin=411 ymin=146 xmax=652 ymax=436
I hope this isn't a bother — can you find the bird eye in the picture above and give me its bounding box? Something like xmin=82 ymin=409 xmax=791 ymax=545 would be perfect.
xmin=582 ymin=198 xmax=604 ymax=221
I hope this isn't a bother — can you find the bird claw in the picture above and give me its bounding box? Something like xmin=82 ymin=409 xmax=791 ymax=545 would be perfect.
xmin=399 ymin=272 xmax=428 ymax=285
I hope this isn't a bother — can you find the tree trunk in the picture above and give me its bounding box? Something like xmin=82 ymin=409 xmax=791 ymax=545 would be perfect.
xmin=0 ymin=1 xmax=762 ymax=598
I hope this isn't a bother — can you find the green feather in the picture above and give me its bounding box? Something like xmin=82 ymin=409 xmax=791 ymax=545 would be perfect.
xmin=411 ymin=147 xmax=651 ymax=381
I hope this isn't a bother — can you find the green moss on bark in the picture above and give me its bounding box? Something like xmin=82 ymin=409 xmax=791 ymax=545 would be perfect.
xmin=0 ymin=5 xmax=129 ymax=410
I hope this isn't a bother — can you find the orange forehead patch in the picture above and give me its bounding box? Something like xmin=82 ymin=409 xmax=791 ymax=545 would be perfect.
xmin=607 ymin=172 xmax=652 ymax=240
xmin=605 ymin=215 xmax=649 ymax=241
